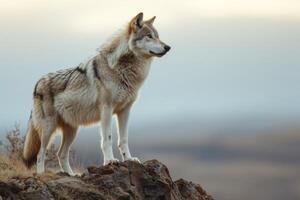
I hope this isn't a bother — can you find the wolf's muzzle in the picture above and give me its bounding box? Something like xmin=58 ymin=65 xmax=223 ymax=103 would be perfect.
xmin=164 ymin=45 xmax=171 ymax=52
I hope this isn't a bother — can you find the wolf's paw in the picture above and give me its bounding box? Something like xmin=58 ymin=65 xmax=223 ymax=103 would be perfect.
xmin=104 ymin=158 xmax=119 ymax=165
xmin=126 ymin=157 xmax=141 ymax=163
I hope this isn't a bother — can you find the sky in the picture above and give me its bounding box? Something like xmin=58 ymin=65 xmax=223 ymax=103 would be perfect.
xmin=0 ymin=0 xmax=300 ymax=132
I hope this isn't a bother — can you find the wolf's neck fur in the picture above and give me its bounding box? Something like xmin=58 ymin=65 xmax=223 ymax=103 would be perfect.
xmin=100 ymin=29 xmax=151 ymax=68
xmin=103 ymin=34 xmax=130 ymax=69
xmin=96 ymin=29 xmax=152 ymax=93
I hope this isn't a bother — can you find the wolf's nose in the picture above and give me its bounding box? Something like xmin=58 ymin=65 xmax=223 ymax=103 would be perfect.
xmin=164 ymin=45 xmax=171 ymax=52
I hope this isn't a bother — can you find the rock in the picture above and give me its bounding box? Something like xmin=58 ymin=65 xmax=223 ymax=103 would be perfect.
xmin=175 ymin=179 xmax=214 ymax=200
xmin=0 ymin=160 xmax=214 ymax=200
xmin=0 ymin=181 xmax=21 ymax=200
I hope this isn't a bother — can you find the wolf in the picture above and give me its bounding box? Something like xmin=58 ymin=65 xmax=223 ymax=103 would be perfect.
xmin=22 ymin=12 xmax=171 ymax=175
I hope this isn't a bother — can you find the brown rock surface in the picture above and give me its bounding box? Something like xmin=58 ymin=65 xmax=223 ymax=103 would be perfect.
xmin=0 ymin=160 xmax=214 ymax=200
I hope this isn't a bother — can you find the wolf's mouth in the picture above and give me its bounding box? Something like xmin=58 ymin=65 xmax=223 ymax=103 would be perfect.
xmin=149 ymin=51 xmax=166 ymax=57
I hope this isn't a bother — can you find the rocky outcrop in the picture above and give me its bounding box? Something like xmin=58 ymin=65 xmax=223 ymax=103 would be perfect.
xmin=0 ymin=160 xmax=214 ymax=200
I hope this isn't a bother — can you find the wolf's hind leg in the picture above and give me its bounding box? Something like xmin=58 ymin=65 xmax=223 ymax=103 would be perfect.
xmin=117 ymin=104 xmax=140 ymax=163
xmin=57 ymin=124 xmax=77 ymax=176
xmin=36 ymin=118 xmax=56 ymax=174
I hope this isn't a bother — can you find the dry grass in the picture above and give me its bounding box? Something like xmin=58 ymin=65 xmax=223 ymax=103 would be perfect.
xmin=0 ymin=153 xmax=34 ymax=181
xmin=0 ymin=124 xmax=33 ymax=181
xmin=0 ymin=124 xmax=83 ymax=181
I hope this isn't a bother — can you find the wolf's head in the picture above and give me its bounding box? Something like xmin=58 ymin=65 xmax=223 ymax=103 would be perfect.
xmin=127 ymin=12 xmax=171 ymax=58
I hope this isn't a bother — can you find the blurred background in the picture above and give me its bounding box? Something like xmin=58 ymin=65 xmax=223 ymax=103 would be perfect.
xmin=0 ymin=0 xmax=300 ymax=199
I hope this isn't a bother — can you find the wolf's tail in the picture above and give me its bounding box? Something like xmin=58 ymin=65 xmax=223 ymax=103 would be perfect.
xmin=23 ymin=116 xmax=41 ymax=168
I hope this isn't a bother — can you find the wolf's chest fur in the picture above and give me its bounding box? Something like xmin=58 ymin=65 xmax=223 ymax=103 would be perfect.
xmin=105 ymin=54 xmax=151 ymax=110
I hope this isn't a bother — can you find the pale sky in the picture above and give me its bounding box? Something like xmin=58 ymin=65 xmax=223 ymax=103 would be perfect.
xmin=1 ymin=0 xmax=300 ymax=35
xmin=0 ymin=0 xmax=300 ymax=131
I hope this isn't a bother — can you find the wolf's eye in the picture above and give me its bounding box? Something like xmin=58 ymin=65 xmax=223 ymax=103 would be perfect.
xmin=147 ymin=34 xmax=153 ymax=39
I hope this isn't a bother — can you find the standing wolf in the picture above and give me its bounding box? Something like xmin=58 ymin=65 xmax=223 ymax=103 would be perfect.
xmin=23 ymin=12 xmax=170 ymax=175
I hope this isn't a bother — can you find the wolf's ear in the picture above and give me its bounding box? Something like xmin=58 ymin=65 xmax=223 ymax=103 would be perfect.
xmin=130 ymin=12 xmax=144 ymax=31
xmin=145 ymin=16 xmax=156 ymax=25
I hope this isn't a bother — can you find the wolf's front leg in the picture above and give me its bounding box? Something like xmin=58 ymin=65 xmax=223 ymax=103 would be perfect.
xmin=100 ymin=105 xmax=119 ymax=165
xmin=117 ymin=104 xmax=140 ymax=163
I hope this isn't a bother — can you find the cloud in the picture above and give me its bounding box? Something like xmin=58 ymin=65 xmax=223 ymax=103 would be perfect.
xmin=0 ymin=0 xmax=299 ymax=36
